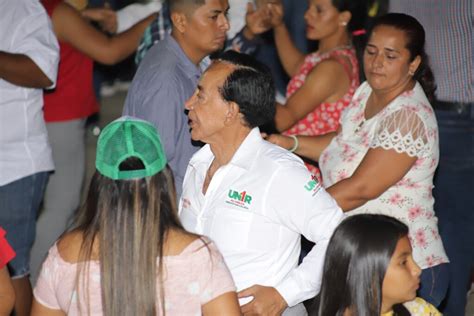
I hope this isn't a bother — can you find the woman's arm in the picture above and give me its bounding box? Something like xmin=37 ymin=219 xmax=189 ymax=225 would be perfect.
xmin=275 ymin=59 xmax=350 ymax=131
xmin=202 ymin=291 xmax=241 ymax=316
xmin=31 ymin=299 xmax=65 ymax=316
xmin=266 ymin=132 xmax=336 ymax=162
xmin=51 ymin=3 xmax=155 ymax=65
xmin=326 ymin=147 xmax=417 ymax=211
xmin=268 ymin=3 xmax=304 ymax=77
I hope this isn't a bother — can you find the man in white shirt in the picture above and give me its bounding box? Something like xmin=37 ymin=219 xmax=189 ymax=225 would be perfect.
xmin=0 ymin=0 xmax=59 ymax=314
xmin=179 ymin=51 xmax=343 ymax=315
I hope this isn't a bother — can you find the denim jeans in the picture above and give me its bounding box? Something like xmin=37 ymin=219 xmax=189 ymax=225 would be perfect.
xmin=0 ymin=172 xmax=49 ymax=278
xmin=433 ymin=105 xmax=474 ymax=315
xmin=418 ymin=263 xmax=450 ymax=307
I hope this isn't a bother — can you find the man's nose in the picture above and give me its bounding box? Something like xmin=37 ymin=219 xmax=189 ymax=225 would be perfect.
xmin=185 ymin=95 xmax=195 ymax=111
xmin=219 ymin=14 xmax=230 ymax=31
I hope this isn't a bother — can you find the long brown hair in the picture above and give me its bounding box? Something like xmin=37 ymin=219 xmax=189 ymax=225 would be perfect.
xmin=71 ymin=157 xmax=183 ymax=315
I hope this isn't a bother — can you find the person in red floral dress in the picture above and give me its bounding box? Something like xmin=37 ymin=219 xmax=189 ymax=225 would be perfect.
xmin=267 ymin=0 xmax=367 ymax=182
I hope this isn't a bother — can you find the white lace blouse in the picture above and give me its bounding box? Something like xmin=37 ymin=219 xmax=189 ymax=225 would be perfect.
xmin=319 ymin=81 xmax=448 ymax=269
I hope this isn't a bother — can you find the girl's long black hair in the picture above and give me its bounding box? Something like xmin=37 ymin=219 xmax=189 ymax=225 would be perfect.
xmin=316 ymin=214 xmax=411 ymax=316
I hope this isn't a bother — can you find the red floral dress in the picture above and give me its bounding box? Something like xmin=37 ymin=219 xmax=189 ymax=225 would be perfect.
xmin=283 ymin=47 xmax=359 ymax=182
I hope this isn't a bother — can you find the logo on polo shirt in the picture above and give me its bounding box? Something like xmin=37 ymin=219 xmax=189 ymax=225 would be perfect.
xmin=304 ymin=174 xmax=321 ymax=196
xmin=226 ymin=189 xmax=252 ymax=210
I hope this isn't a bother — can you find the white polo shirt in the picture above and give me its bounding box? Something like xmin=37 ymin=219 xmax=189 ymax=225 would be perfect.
xmin=0 ymin=0 xmax=59 ymax=185
xmin=179 ymin=128 xmax=344 ymax=307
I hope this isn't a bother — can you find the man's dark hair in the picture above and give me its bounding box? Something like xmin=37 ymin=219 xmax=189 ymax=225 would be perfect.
xmin=216 ymin=50 xmax=276 ymax=128
xmin=168 ymin=0 xmax=205 ymax=12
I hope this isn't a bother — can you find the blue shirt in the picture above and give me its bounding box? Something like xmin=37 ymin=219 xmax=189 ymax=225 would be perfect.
xmin=123 ymin=35 xmax=204 ymax=195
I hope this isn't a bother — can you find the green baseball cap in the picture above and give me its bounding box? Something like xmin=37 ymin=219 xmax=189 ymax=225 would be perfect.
xmin=96 ymin=116 xmax=167 ymax=180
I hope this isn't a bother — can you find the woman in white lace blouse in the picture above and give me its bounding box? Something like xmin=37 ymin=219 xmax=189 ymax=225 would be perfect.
xmin=267 ymin=13 xmax=448 ymax=307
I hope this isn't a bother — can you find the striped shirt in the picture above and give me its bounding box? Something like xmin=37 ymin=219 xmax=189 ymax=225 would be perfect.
xmin=135 ymin=1 xmax=170 ymax=65
xmin=390 ymin=1 xmax=474 ymax=103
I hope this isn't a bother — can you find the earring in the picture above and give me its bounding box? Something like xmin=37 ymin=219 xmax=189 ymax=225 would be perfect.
xmin=341 ymin=21 xmax=347 ymax=26
xmin=408 ymin=70 xmax=415 ymax=76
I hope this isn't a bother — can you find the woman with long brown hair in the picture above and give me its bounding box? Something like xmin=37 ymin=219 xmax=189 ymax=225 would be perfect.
xmin=31 ymin=117 xmax=240 ymax=315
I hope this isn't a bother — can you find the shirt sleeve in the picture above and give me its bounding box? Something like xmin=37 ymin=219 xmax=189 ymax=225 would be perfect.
xmin=0 ymin=228 xmax=15 ymax=269
xmin=33 ymin=247 xmax=63 ymax=311
xmin=13 ymin=3 xmax=59 ymax=87
xmin=116 ymin=2 xmax=162 ymax=33
xmin=370 ymin=107 xmax=430 ymax=158
xmin=198 ymin=239 xmax=237 ymax=305
xmin=123 ymin=74 xmax=184 ymax=163
xmin=269 ymin=164 xmax=344 ymax=306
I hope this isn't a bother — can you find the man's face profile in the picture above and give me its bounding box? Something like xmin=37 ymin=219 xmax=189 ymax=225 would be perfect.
xmin=185 ymin=62 xmax=234 ymax=143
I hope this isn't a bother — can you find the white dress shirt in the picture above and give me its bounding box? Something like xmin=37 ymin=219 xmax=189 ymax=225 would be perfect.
xmin=0 ymin=0 xmax=59 ymax=185
xmin=116 ymin=1 xmax=162 ymax=33
xmin=179 ymin=128 xmax=344 ymax=307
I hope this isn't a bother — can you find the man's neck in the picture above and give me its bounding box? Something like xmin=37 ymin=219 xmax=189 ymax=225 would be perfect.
xmin=172 ymin=30 xmax=207 ymax=66
xmin=209 ymin=127 xmax=252 ymax=167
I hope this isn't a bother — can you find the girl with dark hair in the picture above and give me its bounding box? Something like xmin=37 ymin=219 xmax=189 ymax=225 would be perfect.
xmin=317 ymin=214 xmax=440 ymax=315
xmin=267 ymin=13 xmax=449 ymax=306
xmin=31 ymin=118 xmax=240 ymax=315
xmin=266 ymin=0 xmax=368 ymax=181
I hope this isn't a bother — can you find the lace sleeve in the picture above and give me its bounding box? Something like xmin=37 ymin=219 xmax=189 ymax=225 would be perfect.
xmin=370 ymin=108 xmax=429 ymax=157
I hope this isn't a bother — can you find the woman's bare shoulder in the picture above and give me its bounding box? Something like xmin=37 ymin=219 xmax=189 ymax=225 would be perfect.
xmin=56 ymin=230 xmax=87 ymax=263
xmin=164 ymin=229 xmax=202 ymax=256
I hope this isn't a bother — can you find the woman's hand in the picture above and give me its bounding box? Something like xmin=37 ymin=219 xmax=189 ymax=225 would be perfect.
xmin=243 ymin=2 xmax=272 ymax=40
xmin=82 ymin=8 xmax=118 ymax=34
xmin=264 ymin=132 xmax=336 ymax=162
xmin=267 ymin=1 xmax=284 ymax=28
xmin=262 ymin=133 xmax=295 ymax=150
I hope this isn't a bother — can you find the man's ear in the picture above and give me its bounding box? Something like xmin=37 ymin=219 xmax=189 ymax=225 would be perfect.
xmin=224 ymin=101 xmax=240 ymax=125
xmin=171 ymin=11 xmax=187 ymax=33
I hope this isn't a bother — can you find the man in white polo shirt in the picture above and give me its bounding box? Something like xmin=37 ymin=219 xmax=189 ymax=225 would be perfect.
xmin=179 ymin=51 xmax=343 ymax=315
xmin=0 ymin=0 xmax=59 ymax=314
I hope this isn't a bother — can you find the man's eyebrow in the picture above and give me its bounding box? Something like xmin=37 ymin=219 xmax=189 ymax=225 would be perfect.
xmin=384 ymin=47 xmax=401 ymax=53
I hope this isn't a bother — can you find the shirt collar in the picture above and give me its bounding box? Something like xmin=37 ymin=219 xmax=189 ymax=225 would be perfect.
xmin=166 ymin=34 xmax=210 ymax=80
xmin=189 ymin=127 xmax=263 ymax=171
